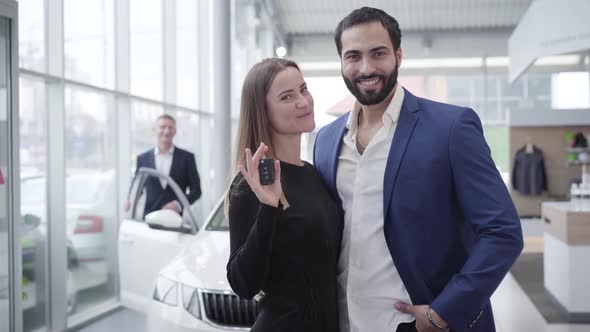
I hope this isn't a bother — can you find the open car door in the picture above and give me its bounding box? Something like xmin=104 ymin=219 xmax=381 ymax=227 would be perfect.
xmin=118 ymin=168 xmax=200 ymax=312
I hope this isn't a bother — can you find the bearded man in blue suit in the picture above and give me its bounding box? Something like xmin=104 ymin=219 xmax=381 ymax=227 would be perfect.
xmin=313 ymin=7 xmax=523 ymax=332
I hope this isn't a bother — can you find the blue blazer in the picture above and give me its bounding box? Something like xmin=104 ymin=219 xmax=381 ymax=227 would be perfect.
xmin=313 ymin=88 xmax=523 ymax=332
xmin=136 ymin=147 xmax=201 ymax=217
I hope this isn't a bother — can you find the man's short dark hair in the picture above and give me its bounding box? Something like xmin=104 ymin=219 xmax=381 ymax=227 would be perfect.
xmin=156 ymin=114 xmax=176 ymax=124
xmin=334 ymin=7 xmax=402 ymax=57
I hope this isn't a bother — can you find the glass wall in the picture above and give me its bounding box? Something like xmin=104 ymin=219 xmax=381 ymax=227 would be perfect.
xmin=176 ymin=0 xmax=199 ymax=109
xmin=172 ymin=109 xmax=214 ymax=217
xmin=64 ymin=86 xmax=117 ymax=316
xmin=0 ymin=15 xmax=11 ymax=332
xmin=19 ymin=76 xmax=48 ymax=331
xmin=64 ymin=0 xmax=115 ymax=88
xmin=17 ymin=0 xmax=44 ymax=72
xmin=13 ymin=0 xmax=275 ymax=329
xmin=130 ymin=0 xmax=162 ymax=101
xmin=130 ymin=101 xmax=164 ymax=172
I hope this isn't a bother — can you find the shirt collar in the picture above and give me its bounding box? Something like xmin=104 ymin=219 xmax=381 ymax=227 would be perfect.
xmin=345 ymin=85 xmax=405 ymax=132
xmin=154 ymin=145 xmax=175 ymax=156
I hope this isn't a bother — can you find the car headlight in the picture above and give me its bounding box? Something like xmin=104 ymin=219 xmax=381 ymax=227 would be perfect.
xmin=153 ymin=276 xmax=178 ymax=306
xmin=181 ymin=284 xmax=201 ymax=319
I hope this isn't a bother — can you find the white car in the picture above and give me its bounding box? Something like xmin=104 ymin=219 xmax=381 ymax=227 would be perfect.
xmin=20 ymin=171 xmax=116 ymax=312
xmin=20 ymin=171 xmax=117 ymax=262
xmin=119 ymin=168 xmax=259 ymax=331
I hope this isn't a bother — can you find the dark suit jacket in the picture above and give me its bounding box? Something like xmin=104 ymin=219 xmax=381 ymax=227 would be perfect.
xmin=136 ymin=147 xmax=201 ymax=217
xmin=511 ymin=146 xmax=547 ymax=196
xmin=313 ymin=88 xmax=523 ymax=332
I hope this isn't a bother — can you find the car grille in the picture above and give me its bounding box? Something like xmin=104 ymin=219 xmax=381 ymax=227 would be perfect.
xmin=201 ymin=291 xmax=260 ymax=327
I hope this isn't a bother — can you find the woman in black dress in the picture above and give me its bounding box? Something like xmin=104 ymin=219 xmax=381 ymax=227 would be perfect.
xmin=226 ymin=58 xmax=343 ymax=332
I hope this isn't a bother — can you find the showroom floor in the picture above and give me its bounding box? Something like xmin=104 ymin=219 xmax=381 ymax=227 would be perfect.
xmin=74 ymin=307 xmax=146 ymax=332
xmin=75 ymin=219 xmax=590 ymax=332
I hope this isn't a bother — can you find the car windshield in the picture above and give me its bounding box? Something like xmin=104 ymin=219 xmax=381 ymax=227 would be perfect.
xmin=205 ymin=203 xmax=229 ymax=231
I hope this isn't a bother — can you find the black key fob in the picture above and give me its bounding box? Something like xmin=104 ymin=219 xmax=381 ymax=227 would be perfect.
xmin=258 ymin=158 xmax=275 ymax=185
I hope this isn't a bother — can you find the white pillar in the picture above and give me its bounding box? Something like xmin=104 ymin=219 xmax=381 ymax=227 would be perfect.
xmin=45 ymin=0 xmax=67 ymax=329
xmin=210 ymin=0 xmax=231 ymax=199
xmin=244 ymin=3 xmax=258 ymax=66
xmin=114 ymin=0 xmax=130 ymax=304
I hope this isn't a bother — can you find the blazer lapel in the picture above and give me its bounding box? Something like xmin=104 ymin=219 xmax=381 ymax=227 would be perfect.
xmin=326 ymin=115 xmax=349 ymax=202
xmin=167 ymin=148 xmax=181 ymax=187
xmin=145 ymin=149 xmax=160 ymax=191
xmin=383 ymin=88 xmax=420 ymax=216
xmin=148 ymin=149 xmax=156 ymax=169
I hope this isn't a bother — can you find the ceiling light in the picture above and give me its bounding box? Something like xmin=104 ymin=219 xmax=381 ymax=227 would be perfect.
xmin=275 ymin=46 xmax=287 ymax=57
xmin=534 ymin=55 xmax=580 ymax=66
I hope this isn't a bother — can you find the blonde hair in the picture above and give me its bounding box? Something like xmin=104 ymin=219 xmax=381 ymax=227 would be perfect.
xmin=225 ymin=58 xmax=299 ymax=212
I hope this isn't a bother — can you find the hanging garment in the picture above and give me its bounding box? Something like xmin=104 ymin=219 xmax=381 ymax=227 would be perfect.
xmin=573 ymin=132 xmax=588 ymax=148
xmin=511 ymin=145 xmax=548 ymax=196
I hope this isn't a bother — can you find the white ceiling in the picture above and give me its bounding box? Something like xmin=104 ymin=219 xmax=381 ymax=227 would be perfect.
xmin=275 ymin=0 xmax=534 ymax=35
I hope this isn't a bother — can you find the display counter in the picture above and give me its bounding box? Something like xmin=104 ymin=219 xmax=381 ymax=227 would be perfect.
xmin=542 ymin=201 xmax=590 ymax=322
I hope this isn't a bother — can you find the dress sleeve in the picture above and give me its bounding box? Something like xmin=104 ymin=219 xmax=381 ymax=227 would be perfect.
xmin=226 ymin=174 xmax=282 ymax=299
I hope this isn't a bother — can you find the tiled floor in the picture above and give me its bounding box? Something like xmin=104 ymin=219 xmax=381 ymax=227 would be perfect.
xmin=76 ymin=274 xmax=590 ymax=332
xmin=74 ymin=308 xmax=147 ymax=332
xmin=493 ymin=218 xmax=590 ymax=332
xmin=493 ymin=273 xmax=590 ymax=332
xmin=76 ymin=218 xmax=590 ymax=332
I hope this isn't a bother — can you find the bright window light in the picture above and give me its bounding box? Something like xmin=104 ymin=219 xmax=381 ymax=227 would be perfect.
xmin=299 ymin=62 xmax=341 ymax=71
xmin=551 ymin=72 xmax=590 ymax=109
xmin=485 ymin=57 xmax=509 ymax=67
xmin=300 ymin=57 xmax=486 ymax=71
xmin=403 ymin=57 xmax=483 ymax=69
xmin=299 ymin=55 xmax=584 ymax=72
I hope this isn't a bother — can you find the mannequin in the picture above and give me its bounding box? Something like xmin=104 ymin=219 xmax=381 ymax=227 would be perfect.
xmin=525 ymin=136 xmax=534 ymax=154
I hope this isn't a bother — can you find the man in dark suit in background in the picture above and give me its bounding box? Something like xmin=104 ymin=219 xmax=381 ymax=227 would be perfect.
xmin=125 ymin=114 xmax=201 ymax=217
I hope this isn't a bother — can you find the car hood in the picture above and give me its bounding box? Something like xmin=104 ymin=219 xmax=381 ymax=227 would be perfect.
xmin=159 ymin=230 xmax=231 ymax=291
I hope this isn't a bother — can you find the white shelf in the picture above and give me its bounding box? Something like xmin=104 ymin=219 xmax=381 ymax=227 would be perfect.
xmin=568 ymin=160 xmax=590 ymax=166
xmin=567 ymin=147 xmax=590 ymax=153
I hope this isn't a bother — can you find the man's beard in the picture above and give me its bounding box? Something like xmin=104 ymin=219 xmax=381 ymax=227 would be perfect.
xmin=343 ymin=66 xmax=398 ymax=106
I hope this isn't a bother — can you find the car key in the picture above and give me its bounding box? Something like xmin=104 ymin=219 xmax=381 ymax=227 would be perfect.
xmin=258 ymin=158 xmax=275 ymax=185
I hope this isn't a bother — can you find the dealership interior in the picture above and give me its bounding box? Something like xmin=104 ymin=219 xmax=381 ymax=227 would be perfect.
xmin=1 ymin=0 xmax=590 ymax=331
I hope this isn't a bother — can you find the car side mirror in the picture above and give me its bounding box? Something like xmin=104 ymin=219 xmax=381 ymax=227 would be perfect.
xmin=145 ymin=210 xmax=183 ymax=229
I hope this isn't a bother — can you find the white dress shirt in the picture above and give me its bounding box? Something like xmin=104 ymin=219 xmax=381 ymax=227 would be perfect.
xmin=154 ymin=145 xmax=174 ymax=189
xmin=336 ymin=87 xmax=414 ymax=332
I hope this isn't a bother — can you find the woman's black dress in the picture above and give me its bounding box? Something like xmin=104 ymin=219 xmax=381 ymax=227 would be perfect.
xmin=227 ymin=161 xmax=343 ymax=332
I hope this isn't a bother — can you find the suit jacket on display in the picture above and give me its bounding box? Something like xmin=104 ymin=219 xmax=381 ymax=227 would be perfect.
xmin=511 ymin=146 xmax=547 ymax=196
xmin=136 ymin=147 xmax=201 ymax=217
xmin=313 ymin=88 xmax=523 ymax=332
